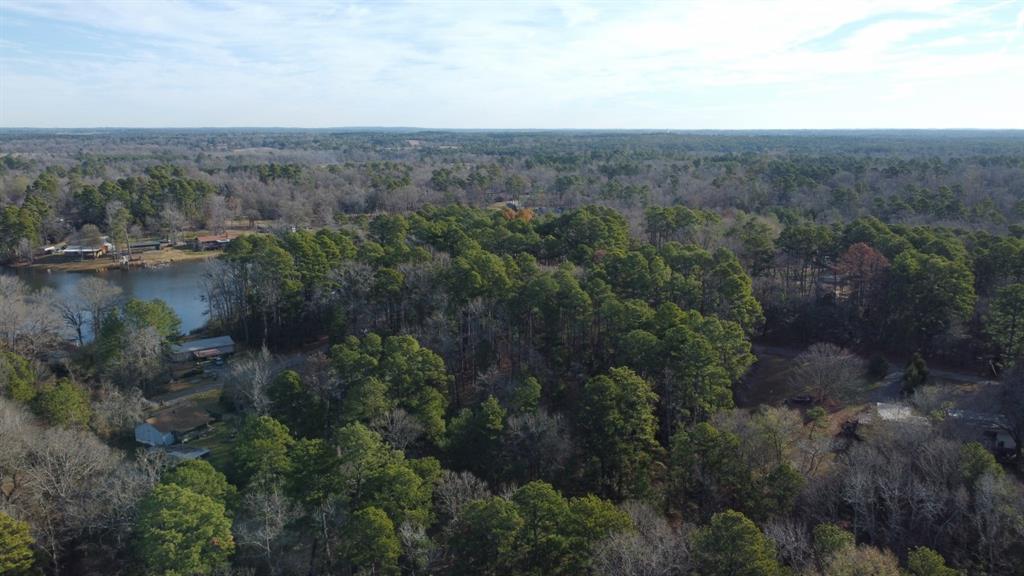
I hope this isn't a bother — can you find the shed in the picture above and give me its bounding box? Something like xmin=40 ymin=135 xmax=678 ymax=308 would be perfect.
xmin=170 ymin=335 xmax=236 ymax=363
xmin=134 ymin=402 xmax=212 ymax=446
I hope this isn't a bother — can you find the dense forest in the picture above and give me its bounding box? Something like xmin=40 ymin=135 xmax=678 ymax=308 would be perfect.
xmin=1 ymin=130 xmax=1023 ymax=576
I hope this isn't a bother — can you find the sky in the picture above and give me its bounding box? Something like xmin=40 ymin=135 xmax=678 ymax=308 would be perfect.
xmin=1 ymin=0 xmax=1022 ymax=129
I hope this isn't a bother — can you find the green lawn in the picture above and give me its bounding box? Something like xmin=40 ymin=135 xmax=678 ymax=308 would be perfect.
xmin=189 ymin=416 xmax=237 ymax=472
xmin=190 ymin=388 xmax=225 ymax=414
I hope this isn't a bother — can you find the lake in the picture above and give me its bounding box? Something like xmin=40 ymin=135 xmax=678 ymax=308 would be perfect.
xmin=8 ymin=261 xmax=211 ymax=336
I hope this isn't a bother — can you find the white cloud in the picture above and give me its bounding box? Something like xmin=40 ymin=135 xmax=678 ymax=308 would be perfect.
xmin=0 ymin=0 xmax=1021 ymax=128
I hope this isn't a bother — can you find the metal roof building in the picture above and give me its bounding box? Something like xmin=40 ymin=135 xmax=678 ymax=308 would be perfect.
xmin=169 ymin=335 xmax=235 ymax=362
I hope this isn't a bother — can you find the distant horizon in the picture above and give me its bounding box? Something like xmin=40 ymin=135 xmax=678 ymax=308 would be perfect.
xmin=2 ymin=1 xmax=1022 ymax=129
xmin=3 ymin=127 xmax=1024 ymax=133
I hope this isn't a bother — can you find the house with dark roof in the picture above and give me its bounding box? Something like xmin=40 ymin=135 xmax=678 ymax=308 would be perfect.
xmin=134 ymin=401 xmax=212 ymax=447
xmin=192 ymin=234 xmax=235 ymax=251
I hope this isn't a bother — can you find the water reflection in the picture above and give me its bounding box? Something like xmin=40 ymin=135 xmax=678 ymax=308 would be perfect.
xmin=7 ymin=261 xmax=210 ymax=336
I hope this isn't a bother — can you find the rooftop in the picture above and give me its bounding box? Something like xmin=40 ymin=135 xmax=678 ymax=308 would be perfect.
xmin=170 ymin=336 xmax=235 ymax=354
xmin=144 ymin=401 xmax=211 ymax=434
xmin=151 ymin=445 xmax=211 ymax=461
xmin=873 ymin=402 xmax=929 ymax=424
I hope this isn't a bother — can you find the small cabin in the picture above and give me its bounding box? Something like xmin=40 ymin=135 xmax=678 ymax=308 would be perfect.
xmin=169 ymin=336 xmax=236 ymax=363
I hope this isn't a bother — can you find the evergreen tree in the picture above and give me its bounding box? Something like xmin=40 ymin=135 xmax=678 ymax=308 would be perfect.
xmin=135 ymin=484 xmax=235 ymax=576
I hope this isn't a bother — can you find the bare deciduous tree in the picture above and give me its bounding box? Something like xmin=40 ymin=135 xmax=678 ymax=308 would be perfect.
xmin=434 ymin=470 xmax=490 ymax=523
xmin=372 ymin=408 xmax=424 ymax=451
xmin=54 ymin=300 xmax=88 ymax=347
xmin=790 ymin=343 xmax=864 ymax=402
xmin=91 ymin=383 xmax=149 ymax=438
xmin=763 ymin=518 xmax=812 ymax=573
xmin=996 ymin=365 xmax=1024 ymax=462
xmin=76 ymin=276 xmax=123 ymax=341
xmin=106 ymin=325 xmax=165 ymax=393
xmin=592 ymin=502 xmax=693 ymax=576
xmin=228 ymin=345 xmax=274 ymax=415
xmin=55 ymin=276 xmax=122 ymax=346
xmin=0 ymin=276 xmax=62 ymax=357
xmin=972 ymin=471 xmax=1024 ymax=574
xmin=105 ymin=200 xmax=131 ymax=258
xmin=398 ymin=521 xmax=438 ymax=576
xmin=0 ymin=398 xmax=35 ymax=504
xmin=4 ymin=418 xmax=153 ymax=575
xmin=204 ymin=194 xmax=229 ymax=234
xmin=234 ymin=486 xmax=302 ymax=575
xmin=502 ymin=409 xmax=572 ymax=484
xmin=160 ymin=202 xmax=186 ymax=245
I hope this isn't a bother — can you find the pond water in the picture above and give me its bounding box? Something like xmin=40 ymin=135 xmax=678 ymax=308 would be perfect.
xmin=8 ymin=261 xmax=211 ymax=336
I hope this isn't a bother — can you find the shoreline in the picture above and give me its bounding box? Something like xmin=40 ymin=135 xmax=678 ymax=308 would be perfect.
xmin=9 ymin=247 xmax=221 ymax=273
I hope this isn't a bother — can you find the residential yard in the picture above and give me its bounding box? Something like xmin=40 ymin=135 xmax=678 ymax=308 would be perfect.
xmin=154 ymin=371 xmax=219 ymax=396
xmin=20 ymin=246 xmax=219 ymax=272
xmin=739 ymin=343 xmax=993 ymax=411
xmin=735 ymin=353 xmax=800 ymax=408
xmin=189 ymin=418 xmax=237 ymax=472
xmin=182 ymin=388 xmax=236 ymax=471
xmin=189 ymin=388 xmax=226 ymax=414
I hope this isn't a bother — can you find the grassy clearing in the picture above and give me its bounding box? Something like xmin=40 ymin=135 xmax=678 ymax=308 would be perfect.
xmin=190 ymin=388 xmax=224 ymax=413
xmin=736 ymin=353 xmax=800 ymax=407
xmin=739 ymin=349 xmax=887 ymax=410
xmin=187 ymin=388 xmax=233 ymax=471
xmin=190 ymin=417 xmax=237 ymax=472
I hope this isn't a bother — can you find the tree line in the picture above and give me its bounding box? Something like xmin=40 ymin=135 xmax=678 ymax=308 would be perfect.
xmin=2 ymin=131 xmax=1023 ymax=575
xmin=2 ymin=201 xmax=1021 ymax=574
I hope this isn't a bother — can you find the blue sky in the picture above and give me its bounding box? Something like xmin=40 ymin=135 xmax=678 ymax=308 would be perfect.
xmin=1 ymin=0 xmax=1022 ymax=128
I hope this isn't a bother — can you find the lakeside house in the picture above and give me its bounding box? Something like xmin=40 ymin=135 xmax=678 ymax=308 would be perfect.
xmin=61 ymin=236 xmax=115 ymax=258
xmin=192 ymin=234 xmax=235 ymax=251
xmin=169 ymin=335 xmax=236 ymax=363
xmin=128 ymin=239 xmax=166 ymax=252
xmin=134 ymin=402 xmax=212 ymax=447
